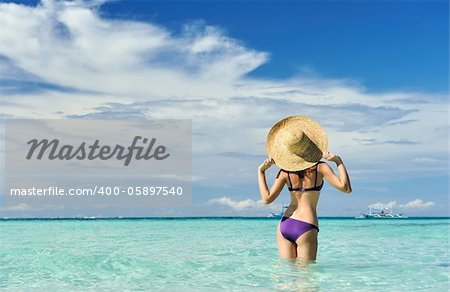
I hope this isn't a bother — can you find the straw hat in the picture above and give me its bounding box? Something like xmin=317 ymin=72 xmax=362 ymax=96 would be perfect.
xmin=266 ymin=116 xmax=328 ymax=171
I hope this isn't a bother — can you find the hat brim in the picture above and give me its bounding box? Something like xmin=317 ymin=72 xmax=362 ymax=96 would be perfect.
xmin=266 ymin=116 xmax=328 ymax=171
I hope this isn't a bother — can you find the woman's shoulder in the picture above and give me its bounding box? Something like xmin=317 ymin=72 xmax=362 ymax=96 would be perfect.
xmin=275 ymin=168 xmax=287 ymax=179
xmin=317 ymin=161 xmax=332 ymax=172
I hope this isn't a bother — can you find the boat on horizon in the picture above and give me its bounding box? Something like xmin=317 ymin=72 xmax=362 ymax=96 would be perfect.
xmin=356 ymin=207 xmax=408 ymax=219
xmin=268 ymin=203 xmax=288 ymax=218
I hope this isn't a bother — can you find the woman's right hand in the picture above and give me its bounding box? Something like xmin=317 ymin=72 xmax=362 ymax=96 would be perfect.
xmin=258 ymin=158 xmax=274 ymax=173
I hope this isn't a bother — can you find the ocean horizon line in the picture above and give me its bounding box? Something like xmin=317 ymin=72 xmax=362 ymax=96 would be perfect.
xmin=1 ymin=216 xmax=449 ymax=221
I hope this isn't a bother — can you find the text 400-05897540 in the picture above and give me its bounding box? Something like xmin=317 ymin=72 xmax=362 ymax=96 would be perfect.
xmin=94 ymin=186 xmax=184 ymax=196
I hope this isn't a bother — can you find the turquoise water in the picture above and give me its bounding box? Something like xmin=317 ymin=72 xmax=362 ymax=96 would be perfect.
xmin=0 ymin=218 xmax=448 ymax=291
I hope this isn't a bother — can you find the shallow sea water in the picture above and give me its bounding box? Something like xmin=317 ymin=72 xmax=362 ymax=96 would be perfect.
xmin=0 ymin=218 xmax=448 ymax=291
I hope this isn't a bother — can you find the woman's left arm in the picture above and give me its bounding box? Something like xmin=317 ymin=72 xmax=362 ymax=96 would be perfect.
xmin=321 ymin=151 xmax=352 ymax=193
xmin=258 ymin=158 xmax=286 ymax=204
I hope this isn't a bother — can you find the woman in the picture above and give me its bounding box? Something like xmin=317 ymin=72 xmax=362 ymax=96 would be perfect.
xmin=258 ymin=116 xmax=351 ymax=262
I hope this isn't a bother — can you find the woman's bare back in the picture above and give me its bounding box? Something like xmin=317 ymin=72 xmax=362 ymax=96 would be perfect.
xmin=278 ymin=164 xmax=324 ymax=226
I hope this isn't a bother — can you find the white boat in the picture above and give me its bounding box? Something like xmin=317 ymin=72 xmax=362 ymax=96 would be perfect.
xmin=355 ymin=207 xmax=408 ymax=219
xmin=268 ymin=203 xmax=288 ymax=218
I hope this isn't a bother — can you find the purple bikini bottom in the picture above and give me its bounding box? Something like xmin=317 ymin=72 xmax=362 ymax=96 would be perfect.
xmin=280 ymin=217 xmax=319 ymax=245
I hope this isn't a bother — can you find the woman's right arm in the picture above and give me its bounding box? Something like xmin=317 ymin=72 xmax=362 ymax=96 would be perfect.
xmin=321 ymin=151 xmax=352 ymax=193
xmin=258 ymin=158 xmax=286 ymax=204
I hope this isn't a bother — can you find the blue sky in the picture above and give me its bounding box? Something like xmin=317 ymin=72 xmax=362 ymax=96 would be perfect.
xmin=97 ymin=0 xmax=449 ymax=93
xmin=0 ymin=0 xmax=448 ymax=217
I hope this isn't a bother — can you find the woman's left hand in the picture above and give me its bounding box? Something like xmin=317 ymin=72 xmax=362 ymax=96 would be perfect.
xmin=258 ymin=158 xmax=275 ymax=173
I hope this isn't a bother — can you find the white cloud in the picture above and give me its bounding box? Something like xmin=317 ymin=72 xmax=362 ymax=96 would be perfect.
xmin=399 ymin=199 xmax=436 ymax=209
xmin=2 ymin=203 xmax=33 ymax=211
xmin=145 ymin=174 xmax=204 ymax=182
xmin=368 ymin=199 xmax=436 ymax=211
xmin=1 ymin=203 xmax=67 ymax=211
xmin=411 ymin=157 xmax=440 ymax=164
xmin=368 ymin=201 xmax=397 ymax=209
xmin=0 ymin=0 xmax=447 ymax=191
xmin=0 ymin=0 xmax=267 ymax=98
xmin=208 ymin=196 xmax=266 ymax=211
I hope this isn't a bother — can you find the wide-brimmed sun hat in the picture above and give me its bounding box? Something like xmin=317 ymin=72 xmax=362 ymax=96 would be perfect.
xmin=266 ymin=116 xmax=328 ymax=171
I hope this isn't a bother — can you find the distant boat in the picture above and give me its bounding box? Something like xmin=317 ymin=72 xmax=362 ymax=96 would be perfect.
xmin=268 ymin=203 xmax=288 ymax=218
xmin=356 ymin=207 xmax=408 ymax=219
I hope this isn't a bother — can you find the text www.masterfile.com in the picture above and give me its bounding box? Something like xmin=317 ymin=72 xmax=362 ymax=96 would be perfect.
xmin=9 ymin=186 xmax=184 ymax=196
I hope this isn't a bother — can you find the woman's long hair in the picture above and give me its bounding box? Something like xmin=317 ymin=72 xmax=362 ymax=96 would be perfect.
xmin=292 ymin=164 xmax=317 ymax=179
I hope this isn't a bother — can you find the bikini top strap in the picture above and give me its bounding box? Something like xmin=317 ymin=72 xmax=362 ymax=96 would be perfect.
xmin=276 ymin=169 xmax=282 ymax=179
xmin=314 ymin=162 xmax=320 ymax=187
xmin=296 ymin=171 xmax=303 ymax=189
xmin=277 ymin=169 xmax=293 ymax=189
xmin=286 ymin=171 xmax=293 ymax=189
